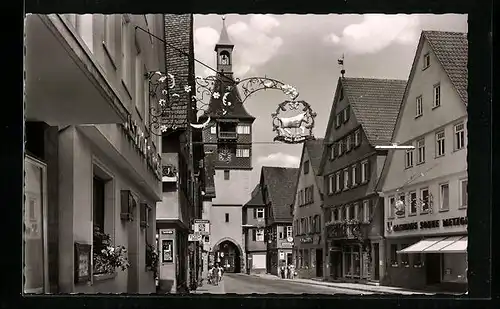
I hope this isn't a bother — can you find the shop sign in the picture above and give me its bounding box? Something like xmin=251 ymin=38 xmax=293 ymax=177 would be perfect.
xmin=279 ymin=252 xmax=285 ymax=260
xmin=121 ymin=114 xmax=162 ymax=180
xmin=188 ymin=234 xmax=202 ymax=242
xmin=300 ymin=236 xmax=313 ymax=243
xmin=442 ymin=216 xmax=468 ymax=227
xmin=282 ymin=242 xmax=293 ymax=248
xmin=161 ymin=229 xmax=174 ymax=235
xmin=392 ymin=216 xmax=468 ymax=233
xmin=194 ymin=219 xmax=210 ymax=235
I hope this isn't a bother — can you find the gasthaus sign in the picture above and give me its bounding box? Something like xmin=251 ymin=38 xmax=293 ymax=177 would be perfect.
xmin=389 ymin=216 xmax=468 ymax=235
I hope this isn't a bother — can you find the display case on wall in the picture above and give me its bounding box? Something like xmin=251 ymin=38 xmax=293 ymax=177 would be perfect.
xmin=23 ymin=155 xmax=49 ymax=294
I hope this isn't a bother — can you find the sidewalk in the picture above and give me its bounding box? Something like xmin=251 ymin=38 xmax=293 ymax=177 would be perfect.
xmin=249 ymin=273 xmax=437 ymax=295
xmin=191 ymin=279 xmax=226 ymax=294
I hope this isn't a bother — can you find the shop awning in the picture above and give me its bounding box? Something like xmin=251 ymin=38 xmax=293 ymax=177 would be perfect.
xmin=397 ymin=236 xmax=468 ymax=254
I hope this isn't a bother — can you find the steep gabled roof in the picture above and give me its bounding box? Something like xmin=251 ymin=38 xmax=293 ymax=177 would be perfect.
xmin=343 ymin=77 xmax=407 ymax=146
xmin=318 ymin=77 xmax=406 ymax=175
xmin=423 ymin=31 xmax=468 ymax=104
xmin=244 ymin=184 xmax=265 ymax=207
xmin=291 ymin=139 xmax=325 ymax=211
xmin=262 ymin=166 xmax=299 ymax=222
xmin=215 ymin=17 xmax=233 ymax=48
xmin=376 ymin=31 xmax=468 ymax=194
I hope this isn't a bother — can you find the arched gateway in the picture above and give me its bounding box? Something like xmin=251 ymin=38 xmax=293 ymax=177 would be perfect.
xmin=213 ymin=238 xmax=243 ymax=273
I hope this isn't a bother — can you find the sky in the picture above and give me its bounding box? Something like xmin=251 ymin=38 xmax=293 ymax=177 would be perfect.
xmin=193 ymin=14 xmax=468 ymax=187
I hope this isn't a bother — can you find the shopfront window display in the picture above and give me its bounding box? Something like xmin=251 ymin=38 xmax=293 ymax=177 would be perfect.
xmin=442 ymin=253 xmax=467 ymax=283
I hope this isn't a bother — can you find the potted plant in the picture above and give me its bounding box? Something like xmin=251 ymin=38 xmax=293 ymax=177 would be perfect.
xmin=93 ymin=225 xmax=130 ymax=275
xmin=145 ymin=243 xmax=159 ymax=280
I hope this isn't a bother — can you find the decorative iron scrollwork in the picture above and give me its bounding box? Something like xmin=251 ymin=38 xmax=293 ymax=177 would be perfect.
xmin=271 ymin=100 xmax=317 ymax=144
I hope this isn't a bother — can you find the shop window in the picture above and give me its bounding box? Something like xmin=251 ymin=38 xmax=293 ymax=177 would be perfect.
xmin=400 ymin=244 xmax=410 ymax=267
xmin=390 ymin=244 xmax=398 ymax=267
xmin=412 ymin=253 xmax=423 ymax=268
xmin=442 ymin=253 xmax=467 ymax=283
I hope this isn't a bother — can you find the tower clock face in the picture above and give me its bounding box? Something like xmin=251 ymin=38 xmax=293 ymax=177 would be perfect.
xmin=218 ymin=148 xmax=232 ymax=162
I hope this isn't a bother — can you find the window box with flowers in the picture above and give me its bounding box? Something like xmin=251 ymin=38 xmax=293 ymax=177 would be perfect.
xmin=145 ymin=243 xmax=159 ymax=280
xmin=93 ymin=225 xmax=130 ymax=280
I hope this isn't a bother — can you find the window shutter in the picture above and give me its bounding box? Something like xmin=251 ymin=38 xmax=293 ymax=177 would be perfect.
xmin=252 ymin=229 xmax=256 ymax=241
xmin=253 ymin=208 xmax=257 ymax=219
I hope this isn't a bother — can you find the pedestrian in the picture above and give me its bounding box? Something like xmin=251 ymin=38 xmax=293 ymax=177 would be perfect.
xmin=290 ymin=264 xmax=295 ymax=279
xmin=218 ymin=264 xmax=223 ymax=282
xmin=280 ymin=265 xmax=285 ymax=279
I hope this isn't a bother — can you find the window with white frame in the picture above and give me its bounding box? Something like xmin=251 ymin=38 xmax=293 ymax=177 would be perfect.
xmin=436 ymin=130 xmax=445 ymax=157
xmin=236 ymin=124 xmax=251 ymax=134
xmin=363 ymin=200 xmax=369 ymax=222
xmin=423 ymin=53 xmax=430 ymax=69
xmin=454 ymin=122 xmax=465 ymax=151
xmin=103 ymin=15 xmax=117 ymax=68
xmin=388 ymin=196 xmax=395 ymax=218
xmin=351 ymin=164 xmax=357 ymax=186
xmin=354 ymin=129 xmax=361 ymax=147
xmin=417 ymin=138 xmax=425 ymax=164
xmin=256 ymin=229 xmax=264 ymax=241
xmin=439 ymin=183 xmax=450 ymax=211
xmin=338 ymin=139 xmax=344 ymax=156
xmin=459 ymin=179 xmax=468 ymax=208
xmin=210 ymin=125 xmax=217 ymax=134
xmin=256 ymin=208 xmax=264 ymax=219
xmin=236 ymin=148 xmax=250 ymax=158
xmin=286 ymin=226 xmax=293 ymax=238
xmin=335 ymin=113 xmax=342 ymax=128
xmin=361 ymin=160 xmax=369 ymax=183
xmin=354 ymin=203 xmax=360 ymax=221
xmin=409 ymin=191 xmax=417 ymax=214
xmin=330 ymin=144 xmax=336 ymax=160
xmin=420 ymin=188 xmax=430 ymax=213
xmin=346 ymin=135 xmax=352 ymax=152
xmin=416 ymin=95 xmax=423 ymax=117
xmin=343 ymin=169 xmax=349 ymax=190
xmin=328 ymin=174 xmax=334 ymax=194
xmin=405 ymin=148 xmax=414 ymax=168
xmin=335 ymin=172 xmax=341 ymax=192
xmin=433 ymin=84 xmax=441 ymax=108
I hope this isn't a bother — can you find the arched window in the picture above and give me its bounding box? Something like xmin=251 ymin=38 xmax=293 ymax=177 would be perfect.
xmin=219 ymin=51 xmax=230 ymax=65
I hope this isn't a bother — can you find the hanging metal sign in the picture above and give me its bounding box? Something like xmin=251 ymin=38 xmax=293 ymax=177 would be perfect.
xmin=272 ymin=100 xmax=317 ymax=144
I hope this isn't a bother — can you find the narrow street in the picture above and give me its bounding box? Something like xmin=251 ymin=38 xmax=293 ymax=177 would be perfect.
xmin=198 ymin=273 xmax=374 ymax=294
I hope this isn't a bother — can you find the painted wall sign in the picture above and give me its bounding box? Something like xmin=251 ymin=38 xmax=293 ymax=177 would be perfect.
xmin=121 ymin=114 xmax=162 ymax=180
xmin=391 ymin=217 xmax=468 ymax=233
xmin=74 ymin=242 xmax=91 ymax=284
xmin=442 ymin=217 xmax=468 ymax=227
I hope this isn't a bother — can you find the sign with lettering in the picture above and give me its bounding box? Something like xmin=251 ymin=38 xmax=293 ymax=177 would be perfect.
xmin=188 ymin=234 xmax=202 ymax=242
xmin=391 ymin=217 xmax=468 ymax=233
xmin=282 ymin=242 xmax=293 ymax=248
xmin=121 ymin=114 xmax=162 ymax=180
xmin=194 ymin=219 xmax=210 ymax=235
xmin=161 ymin=229 xmax=174 ymax=235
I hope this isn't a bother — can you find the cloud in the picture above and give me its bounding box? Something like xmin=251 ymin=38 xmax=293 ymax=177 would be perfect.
xmin=256 ymin=152 xmax=300 ymax=168
xmin=324 ymin=14 xmax=421 ymax=54
xmin=194 ymin=15 xmax=283 ymax=78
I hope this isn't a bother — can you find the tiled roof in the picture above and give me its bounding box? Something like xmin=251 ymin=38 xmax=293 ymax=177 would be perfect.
xmin=304 ymin=138 xmax=325 ymax=196
xmin=342 ymin=78 xmax=407 ymax=146
xmin=423 ymin=31 xmax=468 ymax=104
xmin=163 ymin=14 xmax=195 ymax=129
xmin=244 ymin=184 xmax=265 ymax=207
xmin=262 ymin=166 xmax=299 ymax=222
xmin=202 ymin=75 xmax=255 ymax=120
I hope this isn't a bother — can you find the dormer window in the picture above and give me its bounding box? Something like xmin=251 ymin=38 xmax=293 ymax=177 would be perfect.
xmin=335 ymin=113 xmax=342 ymax=128
xmin=423 ymin=53 xmax=430 ymax=70
xmin=343 ymin=106 xmax=350 ymax=123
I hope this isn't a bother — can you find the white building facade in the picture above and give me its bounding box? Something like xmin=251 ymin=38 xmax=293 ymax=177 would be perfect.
xmin=378 ymin=31 xmax=468 ymax=293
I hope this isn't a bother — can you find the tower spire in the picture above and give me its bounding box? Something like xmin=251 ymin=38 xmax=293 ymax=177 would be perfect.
xmin=216 ymin=15 xmax=233 ymax=48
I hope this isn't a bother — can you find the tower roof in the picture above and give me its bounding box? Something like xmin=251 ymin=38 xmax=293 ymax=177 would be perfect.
xmin=215 ymin=16 xmax=233 ymax=50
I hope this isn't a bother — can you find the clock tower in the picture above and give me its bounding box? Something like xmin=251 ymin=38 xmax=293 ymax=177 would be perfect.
xmin=200 ymin=16 xmax=255 ymax=274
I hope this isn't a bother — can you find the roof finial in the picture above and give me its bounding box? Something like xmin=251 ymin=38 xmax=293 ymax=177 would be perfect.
xmin=338 ymin=53 xmax=345 ymax=78
xmin=222 ymin=15 xmax=226 ymax=21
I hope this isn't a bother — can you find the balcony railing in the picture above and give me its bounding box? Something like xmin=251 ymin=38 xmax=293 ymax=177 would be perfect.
xmin=218 ymin=131 xmax=238 ymax=140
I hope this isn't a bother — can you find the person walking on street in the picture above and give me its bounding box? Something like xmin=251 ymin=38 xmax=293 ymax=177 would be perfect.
xmin=280 ymin=265 xmax=285 ymax=279
xmin=218 ymin=264 xmax=223 ymax=282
